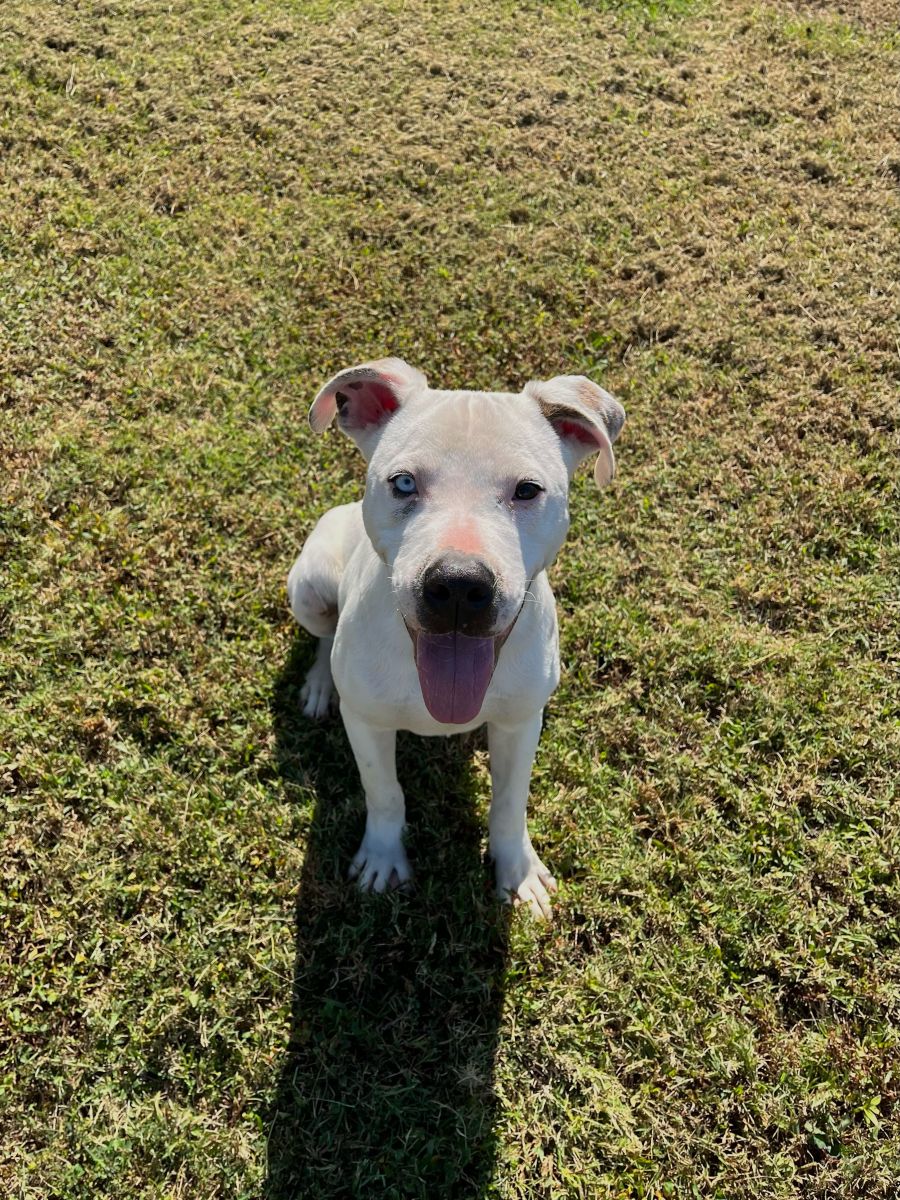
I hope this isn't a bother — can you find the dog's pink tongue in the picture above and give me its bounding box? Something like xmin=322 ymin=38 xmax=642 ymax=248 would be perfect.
xmin=415 ymin=631 xmax=495 ymax=725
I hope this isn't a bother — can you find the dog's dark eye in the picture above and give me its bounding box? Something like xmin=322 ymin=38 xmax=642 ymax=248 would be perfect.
xmin=513 ymin=480 xmax=543 ymax=501
xmin=390 ymin=473 xmax=418 ymax=497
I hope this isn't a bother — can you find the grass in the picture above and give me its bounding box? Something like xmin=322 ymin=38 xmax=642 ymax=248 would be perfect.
xmin=2 ymin=0 xmax=899 ymax=1196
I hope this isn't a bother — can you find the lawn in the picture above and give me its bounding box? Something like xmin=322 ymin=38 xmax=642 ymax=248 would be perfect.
xmin=2 ymin=0 xmax=899 ymax=1196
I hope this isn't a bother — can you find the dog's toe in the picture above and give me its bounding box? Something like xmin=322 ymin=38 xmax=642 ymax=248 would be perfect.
xmin=512 ymin=873 xmax=556 ymax=920
xmin=300 ymin=674 xmax=334 ymax=719
xmin=349 ymin=835 xmax=412 ymax=894
xmin=494 ymin=841 xmax=557 ymax=920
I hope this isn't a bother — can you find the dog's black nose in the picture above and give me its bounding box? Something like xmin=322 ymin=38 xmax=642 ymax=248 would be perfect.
xmin=419 ymin=554 xmax=497 ymax=633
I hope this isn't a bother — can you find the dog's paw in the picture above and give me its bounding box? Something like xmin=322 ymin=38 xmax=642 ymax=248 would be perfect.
xmin=300 ymin=663 xmax=335 ymax=719
xmin=493 ymin=840 xmax=557 ymax=920
xmin=349 ymin=831 xmax=412 ymax=894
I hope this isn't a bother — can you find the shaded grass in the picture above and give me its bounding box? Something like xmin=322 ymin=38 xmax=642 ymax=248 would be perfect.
xmin=2 ymin=0 xmax=899 ymax=1196
xmin=266 ymin=639 xmax=510 ymax=1198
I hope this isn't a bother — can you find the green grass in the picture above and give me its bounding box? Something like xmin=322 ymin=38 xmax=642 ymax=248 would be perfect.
xmin=2 ymin=0 xmax=900 ymax=1196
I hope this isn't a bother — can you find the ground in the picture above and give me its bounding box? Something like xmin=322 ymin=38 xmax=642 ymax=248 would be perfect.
xmin=1 ymin=1 xmax=899 ymax=1197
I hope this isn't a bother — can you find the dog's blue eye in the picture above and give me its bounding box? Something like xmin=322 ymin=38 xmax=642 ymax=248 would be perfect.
xmin=391 ymin=473 xmax=418 ymax=496
xmin=513 ymin=481 xmax=543 ymax=501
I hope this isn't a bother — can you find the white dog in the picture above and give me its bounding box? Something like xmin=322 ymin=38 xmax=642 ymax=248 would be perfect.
xmin=287 ymin=358 xmax=625 ymax=917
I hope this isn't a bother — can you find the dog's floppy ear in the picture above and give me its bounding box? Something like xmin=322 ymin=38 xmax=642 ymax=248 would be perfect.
xmin=308 ymin=357 xmax=427 ymax=458
xmin=524 ymin=375 xmax=625 ymax=488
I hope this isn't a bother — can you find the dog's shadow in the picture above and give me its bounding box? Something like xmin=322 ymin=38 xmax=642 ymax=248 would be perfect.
xmin=265 ymin=635 xmax=511 ymax=1199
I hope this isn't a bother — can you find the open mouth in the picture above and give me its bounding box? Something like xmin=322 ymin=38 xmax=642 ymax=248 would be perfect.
xmin=408 ymin=626 xmax=511 ymax=725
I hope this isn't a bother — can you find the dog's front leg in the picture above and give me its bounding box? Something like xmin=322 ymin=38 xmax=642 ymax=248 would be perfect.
xmin=488 ymin=713 xmax=557 ymax=919
xmin=341 ymin=706 xmax=411 ymax=893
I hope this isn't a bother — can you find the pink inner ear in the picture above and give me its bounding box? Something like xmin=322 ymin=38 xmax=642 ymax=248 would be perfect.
xmin=336 ymin=380 xmax=399 ymax=430
xmin=555 ymin=417 xmax=599 ymax=447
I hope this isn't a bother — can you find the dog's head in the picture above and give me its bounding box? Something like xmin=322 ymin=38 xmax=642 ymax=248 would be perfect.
xmin=309 ymin=357 xmax=625 ymax=724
